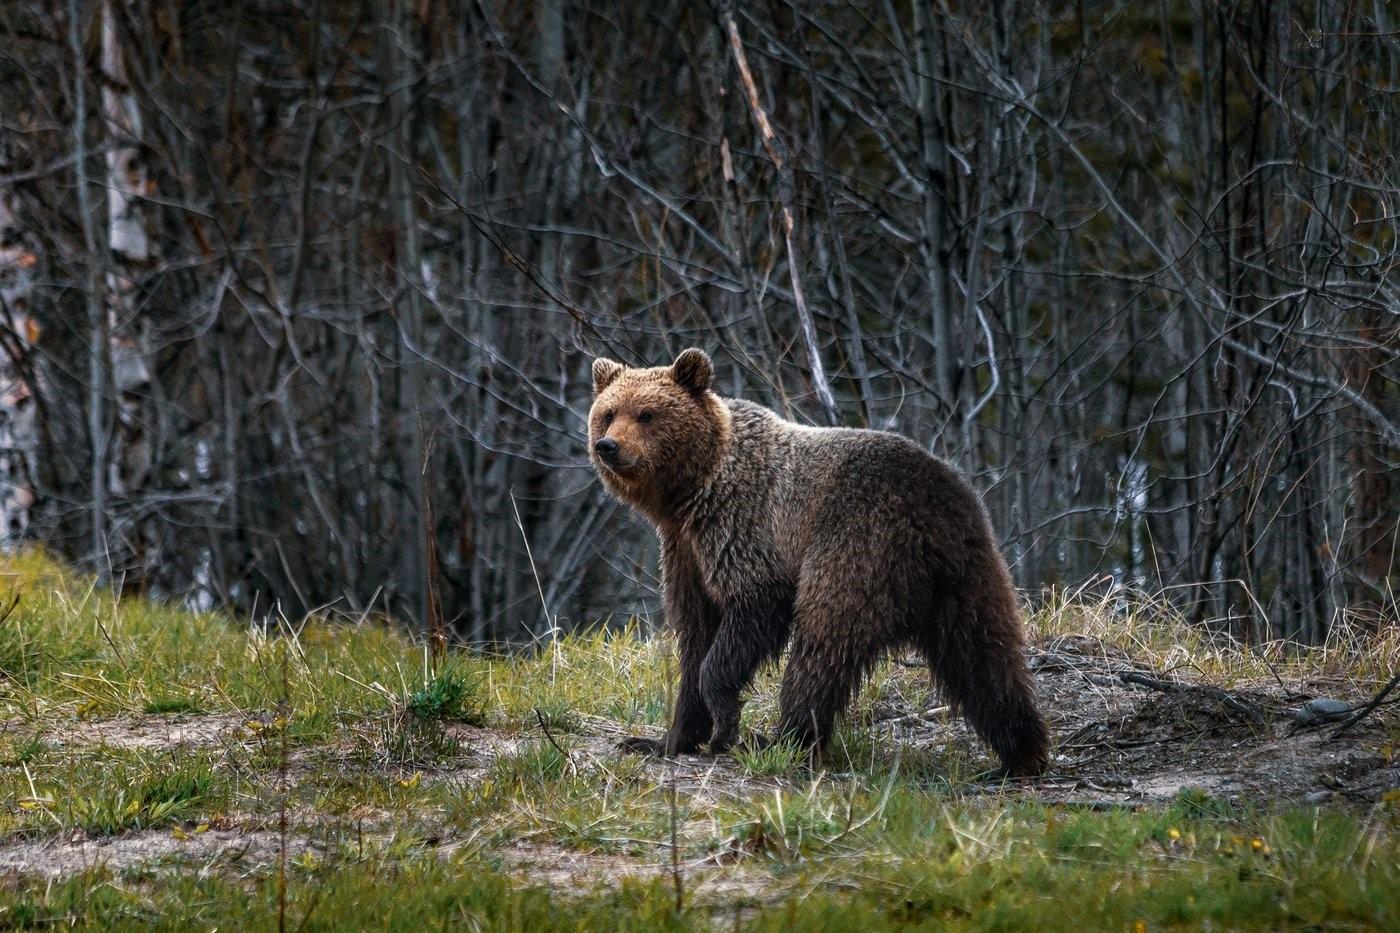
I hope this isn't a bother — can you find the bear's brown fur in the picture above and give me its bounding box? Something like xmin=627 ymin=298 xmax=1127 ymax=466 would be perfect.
xmin=588 ymin=349 xmax=1049 ymax=776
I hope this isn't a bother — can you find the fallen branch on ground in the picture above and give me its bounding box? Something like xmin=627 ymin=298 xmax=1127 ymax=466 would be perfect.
xmin=1330 ymin=669 xmax=1400 ymax=739
xmin=1116 ymin=671 xmax=1266 ymax=725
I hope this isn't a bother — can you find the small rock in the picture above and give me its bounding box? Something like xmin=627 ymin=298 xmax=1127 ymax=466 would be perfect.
xmin=1292 ymin=698 xmax=1353 ymax=726
xmin=1304 ymin=789 xmax=1333 ymax=804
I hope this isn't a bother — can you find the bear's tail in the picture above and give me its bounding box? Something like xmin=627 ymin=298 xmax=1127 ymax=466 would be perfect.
xmin=924 ymin=550 xmax=1050 ymax=777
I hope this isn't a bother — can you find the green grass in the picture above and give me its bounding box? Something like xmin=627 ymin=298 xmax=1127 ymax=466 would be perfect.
xmin=1 ymin=549 xmax=1398 ymax=930
xmin=0 ymin=858 xmax=695 ymax=931
xmin=733 ymin=736 xmax=808 ymax=776
xmin=406 ymin=663 xmax=480 ymax=722
xmin=65 ymin=760 xmax=218 ymax=836
xmin=3 ymin=744 xmax=229 ymax=837
xmin=0 ymin=549 xmax=673 ymax=737
xmin=141 ymin=695 xmax=204 ymax=715
xmin=0 ymin=798 xmax=1395 ymax=930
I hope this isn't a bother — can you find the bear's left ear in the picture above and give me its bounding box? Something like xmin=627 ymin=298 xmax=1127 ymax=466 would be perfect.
xmin=671 ymin=348 xmax=713 ymax=394
xmin=592 ymin=357 xmax=624 ymax=395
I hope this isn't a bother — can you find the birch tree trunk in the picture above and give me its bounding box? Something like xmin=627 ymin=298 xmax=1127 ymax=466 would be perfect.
xmin=96 ymin=0 xmax=151 ymax=573
xmin=0 ymin=149 xmax=37 ymax=546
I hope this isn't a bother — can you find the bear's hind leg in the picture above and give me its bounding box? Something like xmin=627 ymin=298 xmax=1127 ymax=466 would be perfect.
xmin=775 ymin=583 xmax=888 ymax=753
xmin=921 ymin=582 xmax=1049 ymax=777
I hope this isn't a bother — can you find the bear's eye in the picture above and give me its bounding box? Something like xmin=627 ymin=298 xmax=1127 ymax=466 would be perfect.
xmin=603 ymin=410 xmax=615 ymax=426
xmin=638 ymin=411 xmax=654 ymax=425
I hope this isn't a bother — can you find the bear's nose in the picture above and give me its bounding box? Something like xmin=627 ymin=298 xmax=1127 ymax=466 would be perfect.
xmin=594 ymin=437 xmax=619 ymax=461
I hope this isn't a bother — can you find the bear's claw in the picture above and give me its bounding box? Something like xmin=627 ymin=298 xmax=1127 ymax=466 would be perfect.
xmin=617 ymin=736 xmax=667 ymax=756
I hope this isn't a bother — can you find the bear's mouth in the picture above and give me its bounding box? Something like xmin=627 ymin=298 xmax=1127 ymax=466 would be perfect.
xmin=594 ymin=454 xmax=642 ymax=479
xmin=597 ymin=458 xmax=634 ymax=476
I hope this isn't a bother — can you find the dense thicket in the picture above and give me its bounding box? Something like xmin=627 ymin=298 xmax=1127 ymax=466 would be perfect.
xmin=0 ymin=0 xmax=1395 ymax=643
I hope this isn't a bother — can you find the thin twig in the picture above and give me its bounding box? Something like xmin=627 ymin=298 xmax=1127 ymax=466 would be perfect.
xmin=1330 ymin=669 xmax=1400 ymax=739
xmin=510 ymin=486 xmax=555 ymax=645
xmin=533 ymin=707 xmax=575 ymax=777
xmin=665 ymin=640 xmax=684 ymax=915
xmin=419 ymin=417 xmax=446 ymax=666
xmin=277 ymin=642 xmax=290 ymax=933
xmin=669 ymin=763 xmax=684 ymax=916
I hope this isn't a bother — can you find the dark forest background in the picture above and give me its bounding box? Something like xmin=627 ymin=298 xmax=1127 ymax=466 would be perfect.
xmin=0 ymin=0 xmax=1395 ymax=645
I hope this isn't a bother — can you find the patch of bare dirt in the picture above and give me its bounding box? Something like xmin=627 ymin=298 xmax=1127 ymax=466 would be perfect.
xmin=0 ymin=828 xmax=298 ymax=878
xmin=13 ymin=644 xmax=1395 ymax=814
xmin=990 ymin=638 xmax=1400 ymax=807
xmin=0 ymin=821 xmax=778 ymax=909
xmin=491 ymin=841 xmax=777 ymax=907
xmin=41 ymin=712 xmax=248 ymax=751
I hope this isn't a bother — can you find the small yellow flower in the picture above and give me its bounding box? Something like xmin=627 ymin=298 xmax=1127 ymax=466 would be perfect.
xmin=1133 ymin=921 xmax=1148 ymax=933
xmin=1251 ymin=837 xmax=1270 ymax=855
xmin=1167 ymin=827 xmax=1181 ymax=841
xmin=194 ymin=822 xmax=210 ymax=834
xmin=397 ymin=772 xmax=422 ymax=790
xmin=244 ymin=720 xmax=264 ymax=732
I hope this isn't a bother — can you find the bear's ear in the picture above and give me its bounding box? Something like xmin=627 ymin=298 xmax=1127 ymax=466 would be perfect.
xmin=671 ymin=348 xmax=713 ymax=394
xmin=592 ymin=357 xmax=624 ymax=395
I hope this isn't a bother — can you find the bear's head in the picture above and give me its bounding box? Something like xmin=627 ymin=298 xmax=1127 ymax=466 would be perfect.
xmin=588 ymin=348 xmax=730 ymax=518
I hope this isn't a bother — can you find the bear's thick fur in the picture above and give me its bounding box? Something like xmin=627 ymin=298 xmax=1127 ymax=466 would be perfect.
xmin=588 ymin=349 xmax=1049 ymax=776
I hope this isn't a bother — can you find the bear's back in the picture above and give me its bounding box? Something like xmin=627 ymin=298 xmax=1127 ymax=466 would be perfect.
xmin=712 ymin=398 xmax=988 ymax=577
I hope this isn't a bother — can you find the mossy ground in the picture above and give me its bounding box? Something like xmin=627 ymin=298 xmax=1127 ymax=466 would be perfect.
xmin=1 ymin=550 xmax=1397 ymax=930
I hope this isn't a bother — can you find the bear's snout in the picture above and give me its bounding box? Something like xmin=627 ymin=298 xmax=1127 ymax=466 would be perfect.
xmin=593 ymin=437 xmax=620 ymax=462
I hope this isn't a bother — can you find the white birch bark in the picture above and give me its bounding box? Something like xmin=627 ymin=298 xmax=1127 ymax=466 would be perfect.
xmin=99 ymin=0 xmax=151 ymax=562
xmin=0 ymin=164 xmax=38 ymax=547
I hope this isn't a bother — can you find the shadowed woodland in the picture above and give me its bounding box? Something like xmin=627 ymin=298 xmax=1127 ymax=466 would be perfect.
xmin=0 ymin=0 xmax=1396 ymax=644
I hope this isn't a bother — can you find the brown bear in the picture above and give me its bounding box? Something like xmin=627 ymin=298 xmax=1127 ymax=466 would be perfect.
xmin=588 ymin=348 xmax=1049 ymax=776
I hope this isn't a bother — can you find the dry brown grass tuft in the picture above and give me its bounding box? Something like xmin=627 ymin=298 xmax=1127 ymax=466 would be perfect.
xmin=1030 ymin=581 xmax=1400 ymax=692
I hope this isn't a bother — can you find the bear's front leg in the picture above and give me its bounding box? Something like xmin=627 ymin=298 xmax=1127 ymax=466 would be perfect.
xmin=619 ymin=543 xmax=718 ymax=757
xmin=617 ymin=626 xmax=715 ymax=756
xmin=699 ymin=584 xmax=794 ymax=753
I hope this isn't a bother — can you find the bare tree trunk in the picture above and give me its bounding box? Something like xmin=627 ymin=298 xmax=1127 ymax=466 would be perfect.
xmin=911 ymin=0 xmax=957 ymax=440
xmin=0 ymin=155 xmax=37 ymax=546
xmin=389 ymin=0 xmax=428 ymax=625
xmin=1346 ymin=310 xmax=1396 ymax=627
xmin=67 ymin=0 xmax=110 ymax=566
xmin=722 ymin=8 xmax=839 ymax=426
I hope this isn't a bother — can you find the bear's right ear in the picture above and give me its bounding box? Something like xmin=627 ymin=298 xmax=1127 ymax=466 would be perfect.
xmin=592 ymin=357 xmax=624 ymax=395
xmin=671 ymin=348 xmax=713 ymax=394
